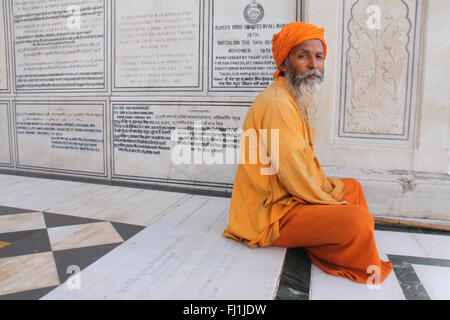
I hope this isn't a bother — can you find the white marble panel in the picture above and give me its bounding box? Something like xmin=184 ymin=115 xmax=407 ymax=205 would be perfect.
xmin=15 ymin=103 xmax=105 ymax=174
xmin=112 ymin=103 xmax=247 ymax=185
xmin=42 ymin=196 xmax=286 ymax=299
xmin=0 ymin=2 xmax=7 ymax=90
xmin=413 ymin=0 xmax=450 ymax=174
xmin=114 ymin=0 xmax=202 ymax=89
xmin=338 ymin=0 xmax=420 ymax=140
xmin=210 ymin=0 xmax=297 ymax=90
xmin=412 ymin=264 xmax=450 ymax=300
xmin=11 ymin=0 xmax=105 ymax=91
xmin=0 ymin=103 xmax=11 ymax=164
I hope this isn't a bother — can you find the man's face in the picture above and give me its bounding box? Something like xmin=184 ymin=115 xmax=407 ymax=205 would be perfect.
xmin=280 ymin=39 xmax=325 ymax=81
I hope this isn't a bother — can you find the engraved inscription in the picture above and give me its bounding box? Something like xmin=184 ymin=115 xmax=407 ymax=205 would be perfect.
xmin=211 ymin=0 xmax=297 ymax=89
xmin=12 ymin=0 xmax=105 ymax=90
xmin=114 ymin=0 xmax=201 ymax=88
xmin=15 ymin=104 xmax=104 ymax=173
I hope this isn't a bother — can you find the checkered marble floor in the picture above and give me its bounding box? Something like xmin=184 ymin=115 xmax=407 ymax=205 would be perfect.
xmin=0 ymin=206 xmax=144 ymax=299
xmin=0 ymin=173 xmax=449 ymax=300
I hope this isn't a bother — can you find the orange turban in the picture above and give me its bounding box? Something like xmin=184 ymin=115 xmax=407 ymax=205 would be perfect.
xmin=272 ymin=21 xmax=327 ymax=78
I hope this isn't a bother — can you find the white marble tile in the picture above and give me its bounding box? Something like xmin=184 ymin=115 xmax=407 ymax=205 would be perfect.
xmin=64 ymin=186 xmax=138 ymax=217
xmin=412 ymin=264 xmax=450 ymax=300
xmin=0 ymin=179 xmax=50 ymax=201
xmin=0 ymin=211 xmax=46 ymax=233
xmin=24 ymin=181 xmax=94 ymax=211
xmin=410 ymin=233 xmax=450 ymax=260
xmin=374 ymin=230 xmax=428 ymax=257
xmin=0 ymin=178 xmax=34 ymax=193
xmin=309 ymin=254 xmax=405 ymax=300
xmin=0 ymin=252 xmax=60 ymax=296
xmin=0 ymin=173 xmax=193 ymax=227
xmin=42 ymin=196 xmax=286 ymax=300
xmin=47 ymin=222 xmax=124 ymax=251
xmin=4 ymin=180 xmax=73 ymax=210
xmin=0 ymin=182 xmax=65 ymax=210
xmin=44 ymin=183 xmax=107 ymax=213
xmin=90 ymin=191 xmax=193 ymax=226
xmin=32 ymin=184 xmax=116 ymax=214
xmin=46 ymin=184 xmax=117 ymax=213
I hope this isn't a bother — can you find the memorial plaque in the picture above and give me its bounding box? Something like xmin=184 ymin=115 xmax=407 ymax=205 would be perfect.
xmin=11 ymin=0 xmax=106 ymax=91
xmin=0 ymin=103 xmax=11 ymax=165
xmin=113 ymin=0 xmax=202 ymax=90
xmin=210 ymin=0 xmax=298 ymax=91
xmin=112 ymin=102 xmax=247 ymax=185
xmin=0 ymin=1 xmax=8 ymax=91
xmin=15 ymin=102 xmax=106 ymax=174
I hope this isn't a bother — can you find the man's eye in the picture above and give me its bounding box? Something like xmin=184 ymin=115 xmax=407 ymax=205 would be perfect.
xmin=317 ymin=55 xmax=324 ymax=59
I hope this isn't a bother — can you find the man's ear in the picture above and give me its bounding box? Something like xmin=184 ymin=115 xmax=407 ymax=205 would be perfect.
xmin=280 ymin=59 xmax=288 ymax=73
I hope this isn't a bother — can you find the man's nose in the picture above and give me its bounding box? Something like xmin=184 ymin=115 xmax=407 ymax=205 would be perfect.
xmin=307 ymin=56 xmax=319 ymax=69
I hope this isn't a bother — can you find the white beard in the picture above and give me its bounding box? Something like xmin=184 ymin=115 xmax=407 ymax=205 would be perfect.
xmin=285 ymin=67 xmax=324 ymax=109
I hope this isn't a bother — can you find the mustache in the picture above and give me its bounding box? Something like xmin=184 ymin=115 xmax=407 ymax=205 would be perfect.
xmin=295 ymin=69 xmax=324 ymax=82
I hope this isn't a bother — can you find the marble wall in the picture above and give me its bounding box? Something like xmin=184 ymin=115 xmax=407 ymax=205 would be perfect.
xmin=306 ymin=0 xmax=449 ymax=175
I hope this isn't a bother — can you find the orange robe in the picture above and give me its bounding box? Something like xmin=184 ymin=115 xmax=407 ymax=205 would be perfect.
xmin=223 ymin=76 xmax=346 ymax=248
xmin=223 ymin=76 xmax=392 ymax=283
xmin=272 ymin=178 xmax=393 ymax=284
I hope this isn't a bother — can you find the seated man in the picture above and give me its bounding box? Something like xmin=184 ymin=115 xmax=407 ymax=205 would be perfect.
xmin=223 ymin=22 xmax=392 ymax=284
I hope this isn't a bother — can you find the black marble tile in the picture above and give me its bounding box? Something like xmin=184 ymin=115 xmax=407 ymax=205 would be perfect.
xmin=0 ymin=205 xmax=37 ymax=216
xmin=111 ymin=221 xmax=145 ymax=241
xmin=275 ymin=247 xmax=311 ymax=300
xmin=52 ymin=243 xmax=121 ymax=284
xmin=43 ymin=211 xmax=103 ymax=228
xmin=0 ymin=229 xmax=52 ymax=258
xmin=0 ymin=286 xmax=59 ymax=300
xmin=388 ymin=255 xmax=431 ymax=300
xmin=375 ymin=223 xmax=450 ymax=236
xmin=388 ymin=255 xmax=450 ymax=300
